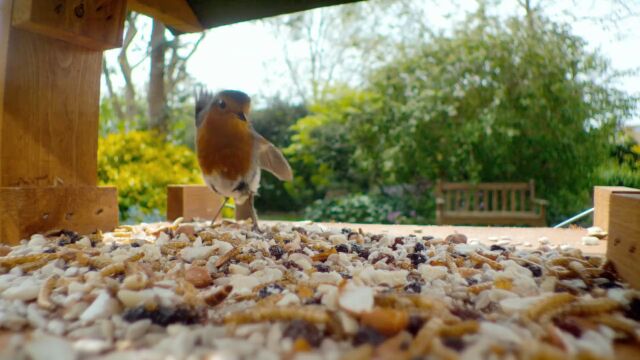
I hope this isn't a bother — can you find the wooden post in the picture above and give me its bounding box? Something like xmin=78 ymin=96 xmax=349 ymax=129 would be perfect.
xmin=593 ymin=186 xmax=640 ymax=232
xmin=608 ymin=193 xmax=640 ymax=289
xmin=0 ymin=0 xmax=126 ymax=244
xmin=167 ymin=185 xmax=224 ymax=222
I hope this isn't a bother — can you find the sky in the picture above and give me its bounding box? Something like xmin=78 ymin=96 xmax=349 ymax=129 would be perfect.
xmin=103 ymin=0 xmax=640 ymax=123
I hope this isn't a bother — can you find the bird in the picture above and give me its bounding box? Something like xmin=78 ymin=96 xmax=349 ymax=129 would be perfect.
xmin=194 ymin=89 xmax=293 ymax=231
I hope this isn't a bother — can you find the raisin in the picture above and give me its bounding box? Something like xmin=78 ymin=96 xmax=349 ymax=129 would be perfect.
xmin=391 ymin=237 xmax=405 ymax=250
xmin=353 ymin=326 xmax=386 ymax=346
xmin=407 ymin=253 xmax=427 ymax=267
xmin=357 ymin=249 xmax=370 ymax=260
xmin=451 ymin=307 xmax=483 ymax=320
xmin=292 ymin=227 xmax=307 ymax=235
xmin=123 ymin=306 xmax=202 ymax=326
xmin=350 ymin=243 xmax=363 ymax=254
xmin=341 ymin=228 xmax=353 ymax=234
xmin=442 ymin=336 xmax=465 ymax=351
xmin=597 ymin=280 xmax=622 ymax=289
xmin=422 ymin=236 xmax=434 ymax=241
xmin=445 ymin=234 xmax=467 ymax=244
xmin=335 ymin=244 xmax=349 ymax=253
xmin=466 ymin=278 xmax=478 ymax=286
xmin=269 ymin=245 xmax=284 ymax=260
xmin=283 ymin=260 xmax=302 ymax=271
xmin=258 ymin=283 xmax=284 ymax=298
xmin=284 ymin=320 xmax=323 ymax=347
xmin=406 ymin=315 xmax=425 ymax=335
xmin=553 ymin=318 xmax=583 ymax=338
xmin=131 ymin=242 xmax=141 ymax=248
xmin=340 ymin=272 xmax=352 ymax=279
xmin=625 ymin=298 xmax=640 ymax=321
xmin=414 ymin=242 xmax=425 ymax=252
xmin=315 ymin=264 xmax=330 ymax=272
xmin=404 ymin=282 xmax=422 ymax=294
xmin=42 ymin=248 xmax=56 ymax=254
xmin=524 ymin=263 xmax=542 ymax=277
xmin=490 ymin=245 xmax=506 ymax=252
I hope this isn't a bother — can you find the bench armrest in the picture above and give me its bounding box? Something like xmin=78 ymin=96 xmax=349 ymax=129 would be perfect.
xmin=436 ymin=197 xmax=446 ymax=205
xmin=532 ymin=198 xmax=549 ymax=206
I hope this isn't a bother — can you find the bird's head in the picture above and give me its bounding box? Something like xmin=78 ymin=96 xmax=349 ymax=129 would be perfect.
xmin=211 ymin=90 xmax=251 ymax=122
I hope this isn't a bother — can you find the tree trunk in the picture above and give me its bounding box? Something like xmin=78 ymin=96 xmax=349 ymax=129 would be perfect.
xmin=148 ymin=20 xmax=168 ymax=134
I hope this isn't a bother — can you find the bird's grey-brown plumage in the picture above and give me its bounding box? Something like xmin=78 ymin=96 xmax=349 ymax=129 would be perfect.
xmin=195 ymin=89 xmax=292 ymax=231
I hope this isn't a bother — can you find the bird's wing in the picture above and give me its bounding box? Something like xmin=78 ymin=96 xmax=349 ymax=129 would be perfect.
xmin=195 ymin=88 xmax=214 ymax=128
xmin=254 ymin=133 xmax=293 ymax=181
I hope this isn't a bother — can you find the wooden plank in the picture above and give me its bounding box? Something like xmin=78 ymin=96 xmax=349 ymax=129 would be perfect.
xmin=492 ymin=190 xmax=498 ymax=212
xmin=128 ymin=0 xmax=203 ymax=33
xmin=0 ymin=0 xmax=11 ymax=136
xmin=520 ymin=190 xmax=526 ymax=212
xmin=0 ymin=186 xmax=117 ymax=245
xmin=510 ymin=190 xmax=516 ymax=212
xmin=1 ymin=28 xmax=102 ymax=187
xmin=441 ymin=182 xmax=529 ymax=191
xmin=501 ymin=189 xmax=507 ymax=212
xmin=12 ymin=0 xmax=127 ymax=50
xmin=167 ymin=185 xmax=224 ymax=222
xmin=608 ymin=193 xmax=640 ymax=289
xmin=594 ymin=186 xmax=640 ymax=231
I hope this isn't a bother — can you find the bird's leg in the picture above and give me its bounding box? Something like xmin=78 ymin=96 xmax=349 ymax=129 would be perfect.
xmin=210 ymin=197 xmax=228 ymax=227
xmin=248 ymin=193 xmax=260 ymax=233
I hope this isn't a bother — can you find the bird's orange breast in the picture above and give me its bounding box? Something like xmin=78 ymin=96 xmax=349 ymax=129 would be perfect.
xmin=197 ymin=113 xmax=254 ymax=180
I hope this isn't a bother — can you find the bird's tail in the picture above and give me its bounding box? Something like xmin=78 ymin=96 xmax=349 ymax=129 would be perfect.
xmin=195 ymin=87 xmax=214 ymax=128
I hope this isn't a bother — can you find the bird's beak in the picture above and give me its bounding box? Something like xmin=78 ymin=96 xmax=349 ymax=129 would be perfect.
xmin=236 ymin=112 xmax=247 ymax=121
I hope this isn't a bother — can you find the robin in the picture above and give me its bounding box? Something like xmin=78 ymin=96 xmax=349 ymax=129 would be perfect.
xmin=195 ymin=89 xmax=293 ymax=231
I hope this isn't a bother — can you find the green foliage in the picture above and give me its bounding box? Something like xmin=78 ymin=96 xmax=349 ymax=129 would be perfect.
xmin=98 ymin=130 xmax=203 ymax=223
xmin=596 ymin=134 xmax=640 ymax=189
xmin=289 ymin=10 xmax=637 ymax=224
xmin=251 ymin=97 xmax=308 ymax=212
xmin=284 ymin=88 xmax=383 ymax=205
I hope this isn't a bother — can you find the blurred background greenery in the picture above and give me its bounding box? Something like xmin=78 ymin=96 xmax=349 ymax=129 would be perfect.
xmin=99 ymin=0 xmax=639 ymax=225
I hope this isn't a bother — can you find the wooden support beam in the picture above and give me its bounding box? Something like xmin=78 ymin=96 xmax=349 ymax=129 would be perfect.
xmin=128 ymin=0 xmax=203 ymax=33
xmin=167 ymin=185 xmax=224 ymax=222
xmin=0 ymin=186 xmax=117 ymax=245
xmin=12 ymin=0 xmax=127 ymax=50
xmin=0 ymin=0 xmax=122 ymax=243
xmin=608 ymin=193 xmax=640 ymax=289
xmin=593 ymin=186 xmax=640 ymax=231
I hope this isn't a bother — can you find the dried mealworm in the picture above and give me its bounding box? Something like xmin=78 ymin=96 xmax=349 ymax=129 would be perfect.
xmin=439 ymin=320 xmax=480 ymax=337
xmin=446 ymin=254 xmax=459 ymax=274
xmin=126 ymin=252 xmax=144 ymax=263
xmin=458 ymin=267 xmax=481 ymax=278
xmin=526 ymin=293 xmax=576 ymax=321
xmin=470 ymin=252 xmax=503 ymax=270
xmin=204 ymin=285 xmax=233 ymax=306
xmin=0 ymin=253 xmax=56 ymax=269
xmin=340 ymin=345 xmax=373 ymax=360
xmin=37 ymin=274 xmax=60 ymax=310
xmin=100 ymin=262 xmax=125 ymax=277
xmin=312 ymin=248 xmax=337 ymax=262
xmin=561 ymin=298 xmax=621 ymax=316
xmin=215 ymin=247 xmax=240 ymax=268
xmin=588 ymin=314 xmax=638 ymax=339
xmin=408 ymin=318 xmax=443 ymax=358
xmin=224 ymin=306 xmax=329 ymax=325
xmin=468 ymin=281 xmax=493 ymax=294
xmin=21 ymin=257 xmax=55 ymax=272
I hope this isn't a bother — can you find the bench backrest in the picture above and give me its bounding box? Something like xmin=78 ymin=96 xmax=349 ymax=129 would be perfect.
xmin=436 ymin=180 xmax=536 ymax=213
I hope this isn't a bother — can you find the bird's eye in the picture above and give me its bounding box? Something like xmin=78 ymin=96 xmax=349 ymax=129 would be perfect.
xmin=218 ymin=100 xmax=226 ymax=109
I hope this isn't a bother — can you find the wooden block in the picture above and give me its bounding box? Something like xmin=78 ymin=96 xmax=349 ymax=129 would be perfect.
xmin=1 ymin=27 xmax=102 ymax=187
xmin=608 ymin=193 xmax=640 ymax=289
xmin=12 ymin=0 xmax=127 ymax=50
xmin=167 ymin=185 xmax=223 ymax=222
xmin=0 ymin=186 xmax=118 ymax=245
xmin=128 ymin=0 xmax=203 ymax=33
xmin=594 ymin=186 xmax=640 ymax=231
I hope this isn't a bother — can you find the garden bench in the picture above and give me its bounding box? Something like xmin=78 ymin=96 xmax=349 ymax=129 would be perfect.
xmin=435 ymin=180 xmax=548 ymax=226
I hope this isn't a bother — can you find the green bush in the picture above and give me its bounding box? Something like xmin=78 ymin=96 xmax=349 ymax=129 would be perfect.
xmin=98 ymin=130 xmax=204 ymax=223
xmin=303 ymin=192 xmax=433 ymax=224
